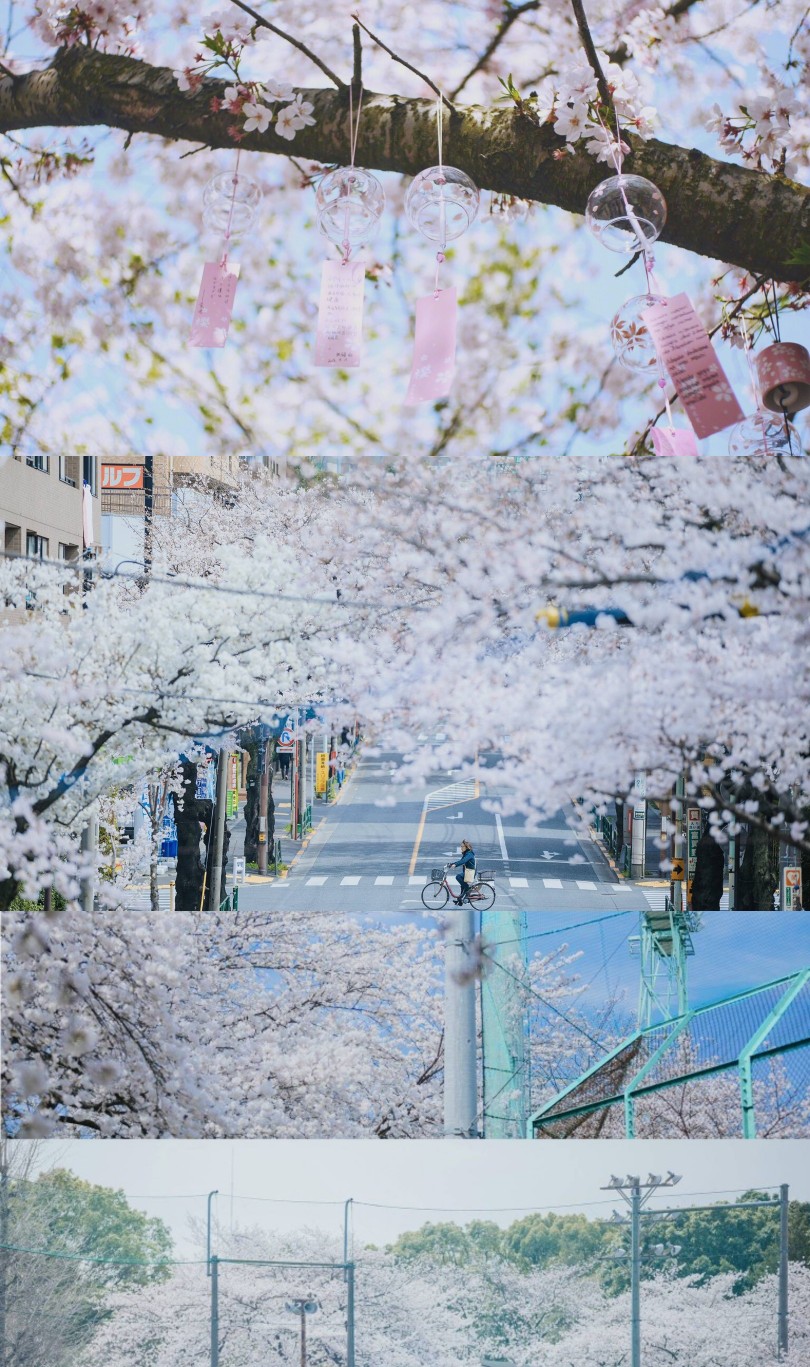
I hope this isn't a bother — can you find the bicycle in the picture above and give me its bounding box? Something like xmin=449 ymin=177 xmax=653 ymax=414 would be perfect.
xmin=420 ymin=865 xmax=496 ymax=911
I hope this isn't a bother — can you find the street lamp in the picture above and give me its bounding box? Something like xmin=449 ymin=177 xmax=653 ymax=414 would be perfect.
xmin=284 ymin=1297 xmax=320 ymax=1367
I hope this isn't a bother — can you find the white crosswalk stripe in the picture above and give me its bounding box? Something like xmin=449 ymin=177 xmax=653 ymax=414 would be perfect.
xmin=542 ymin=878 xmax=563 ymax=889
xmin=643 ymin=888 xmax=730 ymax=911
xmin=509 ymin=877 xmax=528 ymax=888
xmin=306 ymin=876 xmax=327 ymax=886
xmin=375 ymin=876 xmax=394 ymax=885
xmin=576 ymin=880 xmax=597 ymax=890
xmin=409 ymin=875 xmax=427 ymax=885
xmin=341 ymin=876 xmax=361 ymax=885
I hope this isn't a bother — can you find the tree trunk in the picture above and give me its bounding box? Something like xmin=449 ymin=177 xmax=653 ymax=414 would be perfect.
xmin=691 ymin=830 xmax=725 ymax=911
xmin=737 ymin=825 xmax=780 ymax=910
xmin=175 ymin=761 xmax=213 ymax=912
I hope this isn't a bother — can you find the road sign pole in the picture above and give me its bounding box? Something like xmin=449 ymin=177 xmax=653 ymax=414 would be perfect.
xmin=778 ymin=1183 xmax=789 ymax=1357
xmin=257 ymin=733 xmax=269 ymax=875
xmin=444 ymin=904 xmax=478 ymax=1138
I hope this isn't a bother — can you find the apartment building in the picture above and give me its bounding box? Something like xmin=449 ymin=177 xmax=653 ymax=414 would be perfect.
xmin=0 ymin=454 xmax=102 ymax=561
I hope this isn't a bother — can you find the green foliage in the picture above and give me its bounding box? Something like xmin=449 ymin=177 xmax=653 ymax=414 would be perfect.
xmin=389 ymin=1194 xmax=810 ymax=1294
xmin=12 ymin=1169 xmax=174 ymax=1286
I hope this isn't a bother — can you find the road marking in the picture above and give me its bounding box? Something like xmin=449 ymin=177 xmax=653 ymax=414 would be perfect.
xmin=306 ymin=876 xmax=327 ymax=886
xmin=341 ymin=876 xmax=361 ymax=885
xmin=409 ymin=875 xmax=427 ymax=885
xmin=375 ymin=876 xmax=394 ymax=885
xmin=543 ymin=878 xmax=563 ymax=889
xmin=576 ymin=880 xmax=597 ymax=890
xmin=495 ymin=813 xmax=509 ymax=862
xmin=509 ymin=877 xmax=529 ymax=888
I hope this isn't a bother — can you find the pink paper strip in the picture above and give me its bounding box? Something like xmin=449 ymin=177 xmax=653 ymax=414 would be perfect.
xmin=314 ymin=259 xmax=365 ymax=368
xmin=651 ymin=426 xmax=699 ymax=458
xmin=189 ymin=259 xmax=240 ymax=348
xmin=642 ymin=293 xmax=744 ymax=439
xmin=405 ymin=287 xmax=457 ymax=406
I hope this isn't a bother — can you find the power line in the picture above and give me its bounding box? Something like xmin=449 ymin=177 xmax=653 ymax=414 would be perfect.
xmin=485 ymin=909 xmax=636 ymax=950
xmin=0 ymin=547 xmax=426 ymax=614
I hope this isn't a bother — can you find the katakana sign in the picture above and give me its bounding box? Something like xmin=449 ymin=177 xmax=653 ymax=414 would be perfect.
xmin=101 ymin=463 xmax=144 ymax=489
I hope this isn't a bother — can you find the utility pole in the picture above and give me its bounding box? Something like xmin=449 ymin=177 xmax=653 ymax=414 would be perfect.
xmin=630 ymin=774 xmax=647 ymax=880
xmin=208 ymin=745 xmax=229 ymax=910
xmin=630 ymin=1181 xmax=641 ymax=1367
xmin=779 ymin=1183 xmax=789 ymax=1357
xmin=206 ymin=1190 xmax=218 ymax=1276
xmin=601 ymin=1171 xmax=682 ymax=1367
xmin=346 ymin=1261 xmax=356 ymax=1367
xmin=257 ymin=729 xmax=270 ymax=875
xmin=444 ymin=904 xmax=478 ymax=1138
xmin=284 ymin=1298 xmax=319 ymax=1367
xmin=210 ymin=1256 xmax=219 ymax=1367
xmin=80 ymin=810 xmax=97 ymax=915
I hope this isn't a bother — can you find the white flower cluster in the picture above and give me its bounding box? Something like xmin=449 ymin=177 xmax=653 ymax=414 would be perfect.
xmin=550 ymin=51 xmax=658 ymax=163
xmin=620 ymin=4 xmax=680 ymax=71
xmin=32 ymin=1 xmax=155 ymax=51
xmin=706 ymin=85 xmax=804 ymax=178
xmin=222 ymin=81 xmax=316 ymax=141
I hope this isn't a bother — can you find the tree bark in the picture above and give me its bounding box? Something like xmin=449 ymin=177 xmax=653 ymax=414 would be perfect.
xmin=1 ymin=46 xmax=808 ymax=281
xmin=736 ymin=824 xmax=779 ymax=910
xmin=175 ymin=761 xmax=212 ymax=912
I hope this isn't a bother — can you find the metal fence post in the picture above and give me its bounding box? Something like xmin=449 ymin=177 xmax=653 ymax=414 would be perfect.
xmin=210 ymin=1256 xmax=219 ymax=1367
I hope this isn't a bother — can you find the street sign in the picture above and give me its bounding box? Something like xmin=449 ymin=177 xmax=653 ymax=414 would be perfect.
xmin=671 ymin=859 xmax=685 ymax=881
xmin=782 ymin=867 xmax=803 ymax=910
xmin=277 ymin=727 xmax=295 ymax=753
xmin=686 ymin=807 xmax=702 ymax=910
xmin=233 ymin=857 xmax=246 ymax=883
xmin=316 ymin=751 xmax=328 ymax=794
xmin=101 ymin=463 xmax=144 ymax=489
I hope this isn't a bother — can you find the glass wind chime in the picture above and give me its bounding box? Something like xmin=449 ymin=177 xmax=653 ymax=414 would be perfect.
xmin=190 ymin=154 xmax=262 ymax=348
xmin=313 ymin=83 xmax=385 ymax=368
xmin=585 ymin=113 xmax=741 ymax=453
xmin=403 ymin=96 xmax=479 ymax=405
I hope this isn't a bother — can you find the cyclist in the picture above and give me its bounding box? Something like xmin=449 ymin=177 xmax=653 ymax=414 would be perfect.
xmin=448 ymin=840 xmax=476 ymax=905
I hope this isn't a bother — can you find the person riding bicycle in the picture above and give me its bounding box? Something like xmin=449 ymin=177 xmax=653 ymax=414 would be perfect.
xmin=448 ymin=840 xmax=476 ymax=905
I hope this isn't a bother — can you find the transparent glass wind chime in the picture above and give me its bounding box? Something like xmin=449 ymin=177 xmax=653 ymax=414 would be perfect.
xmin=584 ymin=109 xmax=745 ymax=453
xmin=190 ymin=152 xmax=262 ymax=348
xmin=404 ymin=95 xmax=479 ymax=405
xmin=313 ymin=83 xmax=385 ymax=368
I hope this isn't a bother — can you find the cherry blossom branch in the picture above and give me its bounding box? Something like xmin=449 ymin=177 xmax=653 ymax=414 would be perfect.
xmin=226 ymin=0 xmax=345 ymax=89
xmin=350 ymin=12 xmax=454 ymax=108
xmin=1 ymin=49 xmax=807 ymax=280
xmin=569 ymin=0 xmax=611 ymax=108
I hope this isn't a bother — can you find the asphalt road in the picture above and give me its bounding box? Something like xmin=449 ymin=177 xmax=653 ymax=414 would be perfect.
xmin=237 ymin=750 xmax=659 ymax=916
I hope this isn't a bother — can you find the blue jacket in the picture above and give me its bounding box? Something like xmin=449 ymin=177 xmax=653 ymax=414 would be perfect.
xmin=454 ymin=849 xmax=475 ymax=872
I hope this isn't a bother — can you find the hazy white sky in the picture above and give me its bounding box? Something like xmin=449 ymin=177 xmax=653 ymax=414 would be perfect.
xmin=22 ymin=1139 xmax=809 ymax=1255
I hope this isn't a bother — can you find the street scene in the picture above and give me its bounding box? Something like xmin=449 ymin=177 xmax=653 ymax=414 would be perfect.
xmin=195 ymin=748 xmax=670 ymax=915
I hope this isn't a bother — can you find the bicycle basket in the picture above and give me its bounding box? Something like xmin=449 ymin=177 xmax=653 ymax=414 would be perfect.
xmin=477 ymin=869 xmax=496 ymax=883
xmin=431 ymin=868 xmax=446 ymax=881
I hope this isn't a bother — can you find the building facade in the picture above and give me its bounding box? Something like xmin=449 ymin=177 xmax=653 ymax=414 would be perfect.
xmin=0 ymin=454 xmax=102 ymax=560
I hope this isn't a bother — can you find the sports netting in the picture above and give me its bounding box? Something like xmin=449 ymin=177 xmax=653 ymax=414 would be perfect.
xmin=530 ymin=970 xmax=810 ymax=1139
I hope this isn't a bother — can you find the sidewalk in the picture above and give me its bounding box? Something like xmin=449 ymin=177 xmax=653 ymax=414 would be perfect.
xmin=590 ymin=801 xmax=730 ymax=908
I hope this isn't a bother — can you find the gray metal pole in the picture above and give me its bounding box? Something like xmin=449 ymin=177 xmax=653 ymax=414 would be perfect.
xmin=80 ymin=815 xmax=97 ymax=915
xmin=443 ymin=904 xmax=478 ymax=1137
xmin=346 ymin=1261 xmax=355 ymax=1367
xmin=210 ymin=1256 xmax=219 ymax=1367
xmin=631 ymin=1182 xmax=641 ymax=1367
xmin=343 ymin=1199 xmax=352 ymax=1267
xmin=671 ymin=775 xmax=685 ymax=913
xmin=778 ymin=1183 xmax=789 ymax=1357
xmin=300 ymin=1305 xmax=306 ymax=1367
xmin=208 ymin=745 xmax=229 ymax=910
xmin=206 ymin=1190 xmax=218 ymax=1276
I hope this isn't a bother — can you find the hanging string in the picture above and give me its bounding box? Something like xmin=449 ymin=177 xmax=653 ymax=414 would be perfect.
xmin=220 ymin=149 xmax=242 ymax=267
xmin=435 ymin=92 xmax=446 ymax=295
xmin=341 ymin=82 xmax=365 ymax=264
